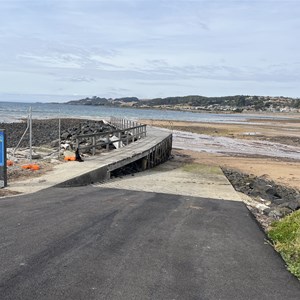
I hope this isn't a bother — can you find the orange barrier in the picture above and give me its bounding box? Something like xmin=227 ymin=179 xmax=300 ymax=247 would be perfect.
xmin=21 ymin=164 xmax=31 ymax=170
xmin=7 ymin=160 xmax=14 ymax=166
xmin=21 ymin=164 xmax=40 ymax=171
xmin=64 ymin=156 xmax=76 ymax=161
xmin=31 ymin=164 xmax=40 ymax=170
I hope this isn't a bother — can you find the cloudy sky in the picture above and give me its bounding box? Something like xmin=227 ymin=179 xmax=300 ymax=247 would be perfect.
xmin=0 ymin=0 xmax=299 ymax=102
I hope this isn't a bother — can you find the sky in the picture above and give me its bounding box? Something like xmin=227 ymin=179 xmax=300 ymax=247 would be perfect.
xmin=0 ymin=0 xmax=300 ymax=102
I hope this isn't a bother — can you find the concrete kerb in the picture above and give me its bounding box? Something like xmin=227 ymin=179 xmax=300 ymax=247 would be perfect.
xmin=55 ymin=165 xmax=110 ymax=188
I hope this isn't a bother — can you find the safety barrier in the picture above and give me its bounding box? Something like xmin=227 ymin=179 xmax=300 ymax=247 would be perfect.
xmin=75 ymin=118 xmax=147 ymax=155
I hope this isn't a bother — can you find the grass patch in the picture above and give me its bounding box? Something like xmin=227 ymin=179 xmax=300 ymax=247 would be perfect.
xmin=182 ymin=163 xmax=223 ymax=175
xmin=268 ymin=210 xmax=300 ymax=279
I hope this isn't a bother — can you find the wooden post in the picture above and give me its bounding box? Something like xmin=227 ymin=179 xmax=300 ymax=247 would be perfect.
xmin=106 ymin=133 xmax=109 ymax=151
xmin=142 ymin=157 xmax=148 ymax=170
xmin=132 ymin=127 xmax=135 ymax=143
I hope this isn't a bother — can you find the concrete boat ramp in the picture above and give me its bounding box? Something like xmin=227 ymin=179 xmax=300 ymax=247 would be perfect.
xmin=6 ymin=126 xmax=241 ymax=201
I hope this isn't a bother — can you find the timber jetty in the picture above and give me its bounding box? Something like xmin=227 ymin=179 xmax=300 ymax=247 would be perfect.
xmin=7 ymin=118 xmax=172 ymax=193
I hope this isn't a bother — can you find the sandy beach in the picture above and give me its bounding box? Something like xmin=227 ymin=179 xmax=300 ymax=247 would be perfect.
xmin=140 ymin=116 xmax=300 ymax=189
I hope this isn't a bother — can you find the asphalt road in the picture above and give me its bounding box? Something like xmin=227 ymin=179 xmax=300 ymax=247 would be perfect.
xmin=0 ymin=186 xmax=299 ymax=300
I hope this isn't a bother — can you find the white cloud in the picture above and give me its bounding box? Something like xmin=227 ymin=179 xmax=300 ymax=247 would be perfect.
xmin=0 ymin=0 xmax=300 ymax=100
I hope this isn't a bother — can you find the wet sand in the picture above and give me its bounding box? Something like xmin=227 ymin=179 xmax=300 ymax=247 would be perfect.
xmin=140 ymin=116 xmax=300 ymax=189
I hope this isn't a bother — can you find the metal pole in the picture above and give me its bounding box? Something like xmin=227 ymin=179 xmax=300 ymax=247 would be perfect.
xmin=29 ymin=106 xmax=32 ymax=163
xmin=58 ymin=111 xmax=61 ymax=159
xmin=92 ymin=136 xmax=96 ymax=155
xmin=13 ymin=112 xmax=30 ymax=158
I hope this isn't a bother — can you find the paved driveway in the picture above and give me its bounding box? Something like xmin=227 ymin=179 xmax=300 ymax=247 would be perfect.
xmin=0 ymin=186 xmax=299 ymax=299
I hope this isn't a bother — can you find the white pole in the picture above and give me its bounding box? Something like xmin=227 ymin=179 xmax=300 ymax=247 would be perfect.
xmin=29 ymin=106 xmax=32 ymax=163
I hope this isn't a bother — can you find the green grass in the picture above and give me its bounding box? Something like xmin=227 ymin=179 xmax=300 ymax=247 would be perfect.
xmin=268 ymin=210 xmax=300 ymax=279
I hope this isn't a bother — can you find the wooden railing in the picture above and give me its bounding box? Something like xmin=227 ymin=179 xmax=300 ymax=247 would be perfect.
xmin=110 ymin=117 xmax=140 ymax=130
xmin=75 ymin=118 xmax=147 ymax=155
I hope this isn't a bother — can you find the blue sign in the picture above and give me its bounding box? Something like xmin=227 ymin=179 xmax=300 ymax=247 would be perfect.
xmin=0 ymin=131 xmax=4 ymax=167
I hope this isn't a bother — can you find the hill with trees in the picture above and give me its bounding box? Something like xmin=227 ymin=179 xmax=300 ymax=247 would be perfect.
xmin=66 ymin=95 xmax=300 ymax=113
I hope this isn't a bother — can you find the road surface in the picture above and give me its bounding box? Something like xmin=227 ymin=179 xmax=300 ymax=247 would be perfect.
xmin=0 ymin=186 xmax=299 ymax=299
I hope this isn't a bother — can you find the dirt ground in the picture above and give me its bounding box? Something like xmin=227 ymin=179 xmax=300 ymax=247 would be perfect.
xmin=174 ymin=149 xmax=300 ymax=189
xmin=7 ymin=159 xmax=56 ymax=182
xmin=140 ymin=117 xmax=300 ymax=190
xmin=140 ymin=118 xmax=300 ymax=146
xmin=0 ymin=159 xmax=59 ymax=198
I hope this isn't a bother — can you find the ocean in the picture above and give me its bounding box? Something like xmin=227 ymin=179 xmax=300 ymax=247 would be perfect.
xmin=0 ymin=101 xmax=282 ymax=123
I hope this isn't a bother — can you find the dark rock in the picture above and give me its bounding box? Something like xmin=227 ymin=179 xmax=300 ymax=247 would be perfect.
xmin=277 ymin=207 xmax=293 ymax=217
xmin=249 ymin=178 xmax=266 ymax=190
xmin=278 ymin=202 xmax=292 ymax=209
xmin=263 ymin=208 xmax=272 ymax=215
xmin=223 ymin=167 xmax=300 ymax=220
xmin=287 ymin=199 xmax=300 ymax=211
xmin=50 ymin=139 xmax=60 ymax=148
xmin=61 ymin=132 xmax=71 ymax=139
xmin=272 ymin=198 xmax=286 ymax=205
xmin=0 ymin=119 xmax=117 ymax=148
xmin=265 ymin=186 xmax=280 ymax=198
xmin=268 ymin=207 xmax=292 ymax=218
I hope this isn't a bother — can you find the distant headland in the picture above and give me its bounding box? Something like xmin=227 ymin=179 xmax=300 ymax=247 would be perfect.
xmin=65 ymin=95 xmax=300 ymax=113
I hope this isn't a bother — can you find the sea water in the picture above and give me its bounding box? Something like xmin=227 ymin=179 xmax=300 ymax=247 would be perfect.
xmin=0 ymin=101 xmax=281 ymax=123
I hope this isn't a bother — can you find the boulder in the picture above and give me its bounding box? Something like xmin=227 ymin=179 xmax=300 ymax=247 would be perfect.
xmin=61 ymin=132 xmax=71 ymax=139
xmin=287 ymin=199 xmax=300 ymax=211
xmin=25 ymin=150 xmax=41 ymax=159
xmin=267 ymin=207 xmax=292 ymax=218
xmin=272 ymin=198 xmax=286 ymax=205
xmin=50 ymin=139 xmax=60 ymax=148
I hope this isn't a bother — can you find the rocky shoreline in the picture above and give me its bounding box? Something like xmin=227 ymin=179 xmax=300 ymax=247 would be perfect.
xmin=2 ymin=119 xmax=84 ymax=148
xmin=1 ymin=118 xmax=116 ymax=149
xmin=223 ymin=168 xmax=300 ymax=228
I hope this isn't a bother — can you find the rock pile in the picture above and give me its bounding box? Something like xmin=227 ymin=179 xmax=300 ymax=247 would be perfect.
xmin=1 ymin=119 xmax=96 ymax=148
xmin=50 ymin=120 xmax=117 ymax=153
xmin=1 ymin=119 xmax=116 ymax=150
xmin=223 ymin=168 xmax=300 ymax=219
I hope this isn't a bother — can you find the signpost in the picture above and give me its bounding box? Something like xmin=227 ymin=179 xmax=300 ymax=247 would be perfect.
xmin=0 ymin=130 xmax=7 ymax=188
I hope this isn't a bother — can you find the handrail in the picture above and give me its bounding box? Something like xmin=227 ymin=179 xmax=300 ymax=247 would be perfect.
xmin=75 ymin=119 xmax=147 ymax=155
xmin=75 ymin=125 xmax=145 ymax=139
